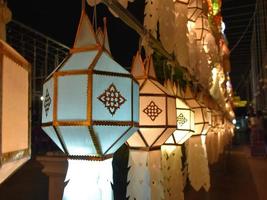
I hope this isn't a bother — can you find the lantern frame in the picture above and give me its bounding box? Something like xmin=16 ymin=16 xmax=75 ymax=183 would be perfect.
xmin=194 ymin=14 xmax=211 ymax=42
xmin=41 ymin=10 xmax=139 ymax=158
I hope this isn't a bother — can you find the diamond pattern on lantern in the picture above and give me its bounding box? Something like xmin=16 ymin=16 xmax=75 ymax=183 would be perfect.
xmin=98 ymin=83 xmax=126 ymax=115
xmin=177 ymin=113 xmax=187 ymax=126
xmin=44 ymin=89 xmax=51 ymax=117
xmin=143 ymin=101 xmax=162 ymax=121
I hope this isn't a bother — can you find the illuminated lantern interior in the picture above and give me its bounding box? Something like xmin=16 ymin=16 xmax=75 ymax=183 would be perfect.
xmin=188 ymin=0 xmax=203 ymax=22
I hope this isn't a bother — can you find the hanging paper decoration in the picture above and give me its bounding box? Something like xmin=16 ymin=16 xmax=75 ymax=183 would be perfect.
xmin=158 ymin=0 xmax=176 ymax=53
xmin=0 ymin=40 xmax=31 ymax=184
xmin=187 ymin=136 xmax=210 ymax=191
xmin=161 ymin=145 xmax=184 ymax=200
xmin=143 ymin=0 xmax=159 ymax=56
xmin=187 ymin=0 xmax=203 ymax=22
xmin=41 ymin=9 xmax=139 ymax=200
xmin=126 ymin=53 xmax=176 ymax=200
xmin=173 ymin=1 xmax=190 ymax=68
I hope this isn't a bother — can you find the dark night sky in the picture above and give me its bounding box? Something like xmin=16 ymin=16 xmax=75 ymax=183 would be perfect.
xmin=7 ymin=0 xmax=145 ymax=69
xmin=7 ymin=0 xmax=256 ymax=99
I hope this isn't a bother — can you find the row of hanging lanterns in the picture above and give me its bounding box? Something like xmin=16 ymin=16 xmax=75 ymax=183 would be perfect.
xmin=41 ymin=0 xmax=235 ymax=199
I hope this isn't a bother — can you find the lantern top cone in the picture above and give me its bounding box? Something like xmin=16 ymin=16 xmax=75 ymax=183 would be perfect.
xmin=127 ymin=52 xmax=176 ymax=150
xmin=41 ymin=10 xmax=139 ymax=158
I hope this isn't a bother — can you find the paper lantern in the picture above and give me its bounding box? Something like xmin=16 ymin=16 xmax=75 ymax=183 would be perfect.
xmin=41 ymin=10 xmax=139 ymax=158
xmin=175 ymin=0 xmax=190 ymax=4
xmin=183 ymin=86 xmax=210 ymax=136
xmin=126 ymin=53 xmax=176 ymax=200
xmin=127 ymin=53 xmax=176 ymax=149
xmin=164 ymin=81 xmax=195 ymax=145
xmin=0 ymin=40 xmax=31 ymax=183
xmin=188 ymin=0 xmax=203 ymax=22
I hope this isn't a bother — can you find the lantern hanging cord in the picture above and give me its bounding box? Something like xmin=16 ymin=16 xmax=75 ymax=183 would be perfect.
xmin=93 ymin=0 xmax=98 ymax=32
xmin=229 ymin=2 xmax=257 ymax=54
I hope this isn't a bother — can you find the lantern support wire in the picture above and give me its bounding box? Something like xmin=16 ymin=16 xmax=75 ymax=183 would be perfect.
xmin=229 ymin=2 xmax=257 ymax=54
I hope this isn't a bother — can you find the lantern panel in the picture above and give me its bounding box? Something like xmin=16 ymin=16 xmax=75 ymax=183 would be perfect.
xmin=186 ymin=99 xmax=200 ymax=108
xmin=188 ymin=0 xmax=203 ymax=22
xmin=167 ymin=96 xmax=177 ymax=126
xmin=58 ymin=126 xmax=96 ymax=155
xmin=60 ymin=51 xmax=98 ymax=71
xmin=2 ymin=56 xmax=29 ymax=152
xmin=93 ymin=125 xmax=131 ymax=154
xmin=127 ymin=131 xmax=147 ymax=147
xmin=140 ymin=96 xmax=166 ymax=126
xmin=94 ymin=52 xmax=130 ymax=74
xmin=140 ymin=128 xmax=166 ymax=146
xmin=176 ymin=97 xmax=188 ymax=109
xmin=176 ymin=109 xmax=191 ymax=130
xmin=153 ymin=127 xmax=176 ymax=146
xmin=140 ymin=80 xmax=164 ymax=94
xmin=92 ymin=75 xmax=131 ymax=121
xmin=172 ymin=130 xmax=192 ymax=144
xmin=133 ymin=81 xmax=140 ymax=122
xmin=106 ymin=126 xmax=138 ymax=154
xmin=42 ymin=79 xmax=54 ymax=123
xmin=42 ymin=126 xmax=64 ymax=152
xmin=57 ymin=75 xmax=88 ymax=121
xmin=194 ymin=108 xmax=203 ymax=123
xmin=176 ymin=0 xmax=190 ymax=4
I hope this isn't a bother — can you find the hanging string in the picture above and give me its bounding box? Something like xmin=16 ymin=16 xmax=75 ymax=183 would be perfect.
xmin=229 ymin=2 xmax=257 ymax=54
xmin=93 ymin=0 xmax=98 ymax=33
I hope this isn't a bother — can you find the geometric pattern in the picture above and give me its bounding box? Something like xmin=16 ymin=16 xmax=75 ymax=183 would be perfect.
xmin=143 ymin=101 xmax=162 ymax=121
xmin=98 ymin=83 xmax=126 ymax=116
xmin=177 ymin=113 xmax=187 ymax=126
xmin=44 ymin=89 xmax=52 ymax=117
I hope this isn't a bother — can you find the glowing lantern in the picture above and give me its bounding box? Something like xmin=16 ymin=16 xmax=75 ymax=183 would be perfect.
xmin=126 ymin=53 xmax=176 ymax=200
xmin=0 ymin=40 xmax=31 ymax=183
xmin=164 ymin=81 xmax=195 ymax=145
xmin=188 ymin=0 xmax=203 ymax=22
xmin=183 ymin=86 xmax=210 ymax=136
xmin=41 ymin=9 xmax=139 ymax=199
xmin=127 ymin=53 xmax=176 ymax=149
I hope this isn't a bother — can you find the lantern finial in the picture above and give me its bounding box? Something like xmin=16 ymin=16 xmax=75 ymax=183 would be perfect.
xmin=131 ymin=52 xmax=146 ymax=79
xmin=145 ymin=56 xmax=157 ymax=80
xmin=73 ymin=10 xmax=98 ymax=49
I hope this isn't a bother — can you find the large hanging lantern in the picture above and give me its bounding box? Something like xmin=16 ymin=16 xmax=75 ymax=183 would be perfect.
xmin=164 ymin=81 xmax=195 ymax=145
xmin=0 ymin=40 xmax=31 ymax=183
xmin=41 ymin=9 xmax=139 ymax=200
xmin=126 ymin=53 xmax=176 ymax=200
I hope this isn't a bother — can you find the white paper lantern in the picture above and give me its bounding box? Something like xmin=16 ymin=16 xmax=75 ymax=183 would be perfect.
xmin=164 ymin=81 xmax=195 ymax=145
xmin=0 ymin=40 xmax=31 ymax=183
xmin=127 ymin=53 xmax=176 ymax=149
xmin=183 ymin=86 xmax=210 ymax=136
xmin=41 ymin=10 xmax=139 ymax=158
